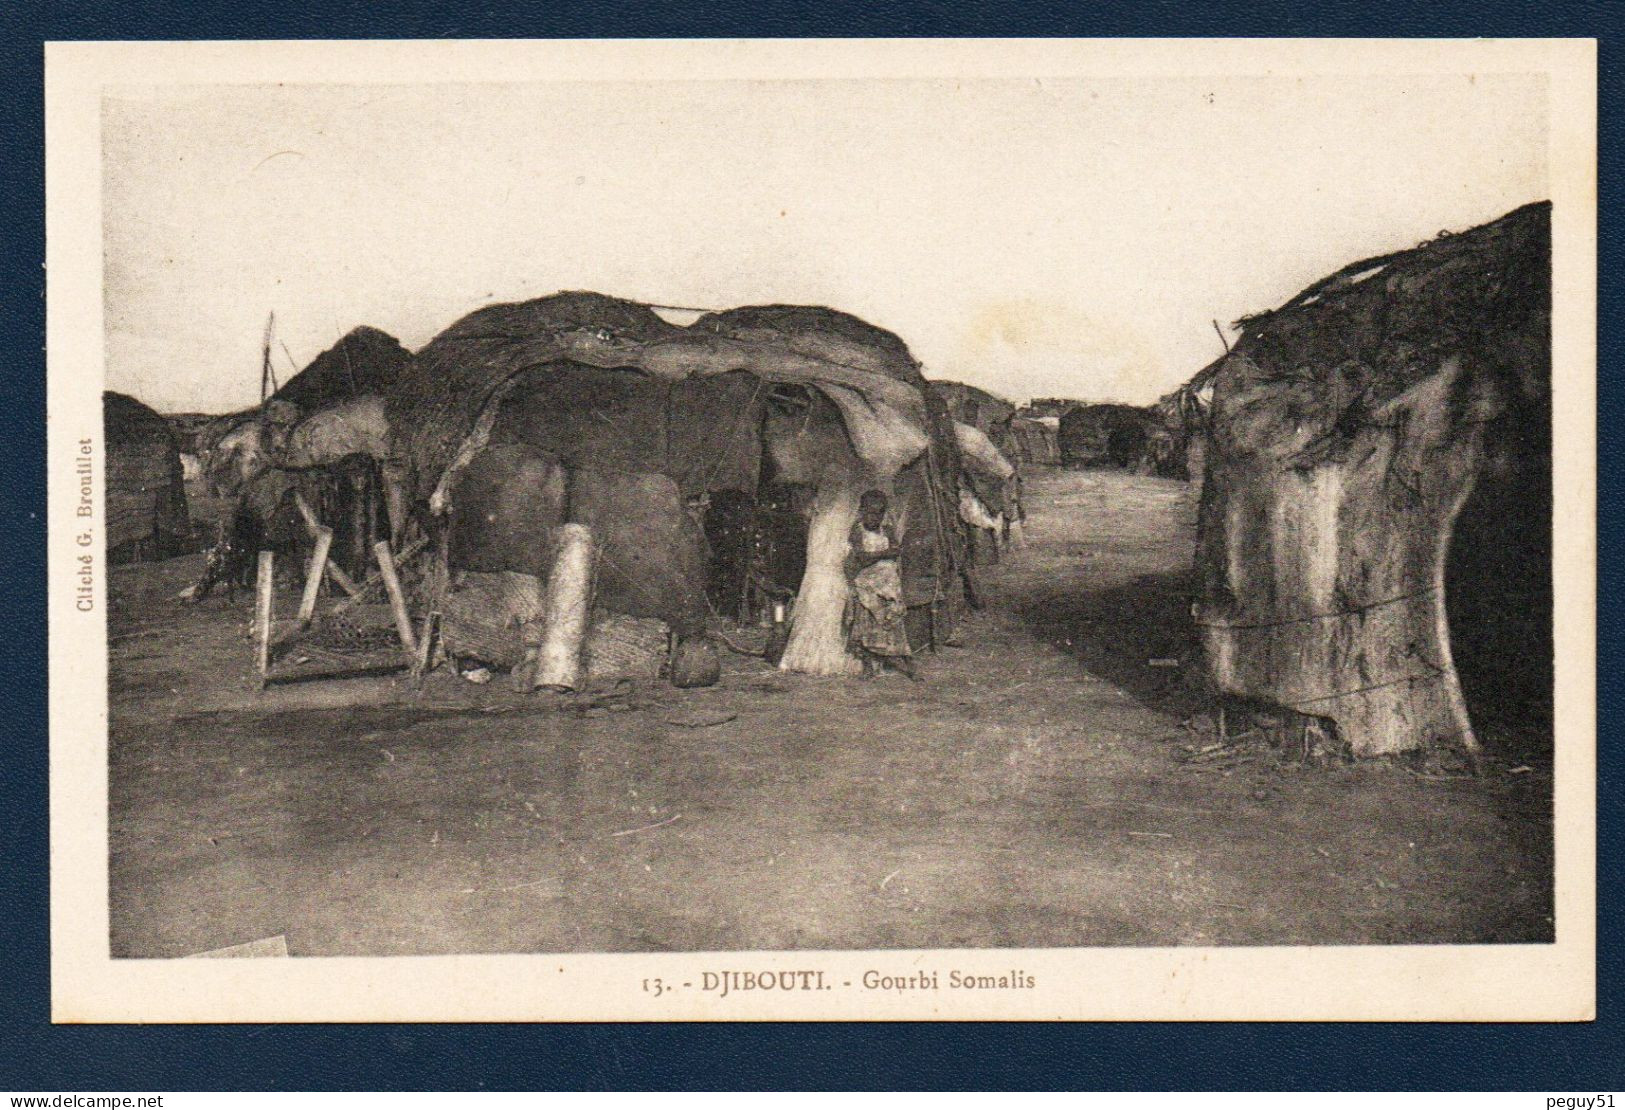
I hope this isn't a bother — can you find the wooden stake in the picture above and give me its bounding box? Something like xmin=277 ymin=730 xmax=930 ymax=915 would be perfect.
xmin=323 ymin=559 xmax=361 ymax=598
xmin=297 ymin=527 xmax=333 ymax=625
xmin=412 ymin=610 xmax=441 ymax=685
xmin=328 ymin=536 xmax=428 ymax=617
xmin=373 ymin=540 xmax=417 ymax=655
xmin=291 ymin=490 xmax=363 ymax=597
xmin=254 ymin=551 xmax=275 ymax=686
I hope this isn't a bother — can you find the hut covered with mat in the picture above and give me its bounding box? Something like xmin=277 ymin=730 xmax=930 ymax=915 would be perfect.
xmin=932 ymin=381 xmax=1017 ymax=454
xmin=200 ymin=326 xmax=412 ymax=579
xmin=1193 ymin=201 xmax=1552 ymax=758
xmin=104 ymin=391 xmax=191 ymax=563
xmin=1058 ymin=402 xmax=1163 ymax=471
xmin=386 ymin=291 xmax=971 ymax=685
xmin=1008 ymin=413 xmax=1062 ymax=467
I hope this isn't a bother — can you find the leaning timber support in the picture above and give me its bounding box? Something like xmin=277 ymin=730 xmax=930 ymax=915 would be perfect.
xmin=297 ymin=526 xmax=334 ymax=625
xmin=291 ymin=490 xmax=362 ymax=597
xmin=329 ymin=536 xmax=429 ymax=618
xmin=254 ymin=551 xmax=275 ymax=687
xmin=533 ymin=523 xmax=595 ymax=690
xmin=373 ymin=540 xmax=417 ymax=656
xmin=412 ymin=610 xmax=442 ymax=686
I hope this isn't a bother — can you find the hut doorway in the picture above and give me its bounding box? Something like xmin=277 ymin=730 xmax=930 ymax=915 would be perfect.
xmin=1443 ymin=437 xmax=1554 ymax=756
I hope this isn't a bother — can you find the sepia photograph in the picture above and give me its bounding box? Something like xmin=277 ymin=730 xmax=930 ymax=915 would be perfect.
xmin=46 ymin=38 xmax=1596 ymax=1021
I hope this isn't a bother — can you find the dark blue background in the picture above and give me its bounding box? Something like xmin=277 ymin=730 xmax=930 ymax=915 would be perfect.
xmin=2 ymin=1 xmax=1617 ymax=1091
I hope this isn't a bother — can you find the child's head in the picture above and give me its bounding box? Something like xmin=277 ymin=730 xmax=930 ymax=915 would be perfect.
xmin=859 ymin=489 xmax=888 ymax=527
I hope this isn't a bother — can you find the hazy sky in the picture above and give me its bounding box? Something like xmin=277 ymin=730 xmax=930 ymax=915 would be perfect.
xmin=102 ymin=74 xmax=1547 ymax=413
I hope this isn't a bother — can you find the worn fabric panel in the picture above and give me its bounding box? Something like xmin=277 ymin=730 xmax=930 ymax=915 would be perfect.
xmin=1195 ymin=201 xmax=1551 ymax=757
xmin=446 ymin=444 xmax=568 ymax=578
xmin=491 ymin=365 xmax=670 ymax=478
xmin=669 ymin=370 xmax=764 ymax=496
xmin=568 ymin=467 xmax=711 ymax=638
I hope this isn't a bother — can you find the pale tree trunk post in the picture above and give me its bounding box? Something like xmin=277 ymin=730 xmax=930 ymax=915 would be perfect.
xmin=254 ymin=551 xmax=275 ymax=687
xmin=297 ymin=526 xmax=334 ymax=625
xmin=778 ymin=474 xmax=863 ymax=676
xmin=533 ymin=523 xmax=596 ymax=691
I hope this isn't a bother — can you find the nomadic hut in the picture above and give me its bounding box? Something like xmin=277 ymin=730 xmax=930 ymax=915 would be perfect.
xmin=199 ymin=326 xmax=411 ymax=471
xmin=933 ymin=382 xmax=1023 ymax=538
xmin=268 ymin=325 xmax=408 ymax=412
xmin=932 ymin=381 xmax=1017 ymax=450
xmin=104 ymin=392 xmax=190 ymax=563
xmin=1022 ymin=398 xmax=1080 ymax=419
xmin=386 ymin=291 xmax=970 ymax=681
xmin=1007 ymin=414 xmax=1062 ymax=467
xmin=1150 ymin=368 xmax=1219 ymax=485
xmin=201 ymin=326 xmax=412 ymax=577
xmin=1194 ymin=201 xmax=1552 ymax=758
xmin=1057 ymin=402 xmax=1161 ymax=470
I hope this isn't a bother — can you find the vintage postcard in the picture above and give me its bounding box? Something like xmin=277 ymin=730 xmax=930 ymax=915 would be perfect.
xmin=47 ymin=38 xmax=1596 ymax=1022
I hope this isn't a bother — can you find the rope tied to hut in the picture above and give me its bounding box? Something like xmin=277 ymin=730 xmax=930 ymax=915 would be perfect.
xmin=1194 ymin=584 xmax=1439 ymax=632
xmin=1279 ymin=667 xmax=1447 ymax=710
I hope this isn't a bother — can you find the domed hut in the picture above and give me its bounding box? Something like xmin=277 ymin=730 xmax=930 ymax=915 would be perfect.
xmin=200 ymin=326 xmax=412 ymax=579
xmin=1058 ymin=402 xmax=1162 ymax=471
xmin=1008 ymin=413 xmax=1062 ymax=467
xmin=932 ymin=381 xmax=1017 ymax=451
xmin=386 ymin=292 xmax=970 ymax=681
xmin=104 ymin=391 xmax=191 ymax=563
xmin=1194 ymin=201 xmax=1552 ymax=758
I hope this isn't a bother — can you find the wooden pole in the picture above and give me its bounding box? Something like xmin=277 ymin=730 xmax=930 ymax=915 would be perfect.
xmin=292 ymin=489 xmax=362 ymax=597
xmin=260 ymin=312 xmax=276 ymax=405
xmin=777 ymin=477 xmax=862 ymax=675
xmin=323 ymin=560 xmax=362 ymax=599
xmin=533 ymin=523 xmax=595 ymax=690
xmin=412 ymin=610 xmax=441 ymax=686
xmin=353 ymin=468 xmax=372 ymax=580
xmin=373 ymin=540 xmax=418 ymax=655
xmin=297 ymin=526 xmax=333 ymax=624
xmin=254 ymin=551 xmax=275 ymax=686
xmin=328 ymin=536 xmax=428 ymax=617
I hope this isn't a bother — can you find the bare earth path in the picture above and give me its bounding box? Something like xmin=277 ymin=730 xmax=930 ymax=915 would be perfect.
xmin=108 ymin=468 xmax=1552 ymax=955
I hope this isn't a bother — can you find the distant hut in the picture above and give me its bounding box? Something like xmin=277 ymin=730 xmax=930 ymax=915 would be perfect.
xmin=199 ymin=326 xmax=411 ymax=470
xmin=1057 ymin=402 xmax=1160 ymax=470
xmin=1022 ymin=397 xmax=1081 ymax=419
xmin=1008 ymin=414 xmax=1062 ymax=466
xmin=200 ymin=326 xmax=412 ymax=577
xmin=270 ymin=325 xmax=407 ymax=412
xmin=932 ymin=381 xmax=1023 ymax=536
xmin=932 ymin=381 xmax=1017 ymax=452
xmin=1153 ymin=359 xmax=1222 ymax=486
xmin=1194 ymin=201 xmax=1551 ymax=758
xmin=104 ymin=392 xmax=190 ymax=563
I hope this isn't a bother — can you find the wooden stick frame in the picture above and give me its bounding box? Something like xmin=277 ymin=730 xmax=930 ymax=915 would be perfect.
xmin=254 ymin=494 xmax=427 ymax=687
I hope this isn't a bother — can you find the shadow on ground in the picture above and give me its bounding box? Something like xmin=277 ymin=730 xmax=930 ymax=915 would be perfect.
xmin=1010 ymin=570 xmax=1206 ymax=721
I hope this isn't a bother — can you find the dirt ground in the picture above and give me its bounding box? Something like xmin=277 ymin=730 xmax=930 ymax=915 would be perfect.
xmin=108 ymin=467 xmax=1553 ymax=956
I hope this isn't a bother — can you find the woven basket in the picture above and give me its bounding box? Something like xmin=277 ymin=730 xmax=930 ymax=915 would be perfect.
xmin=583 ymin=610 xmax=669 ymax=681
xmin=439 ymin=571 xmax=545 ymax=668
